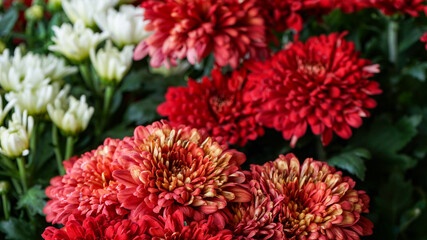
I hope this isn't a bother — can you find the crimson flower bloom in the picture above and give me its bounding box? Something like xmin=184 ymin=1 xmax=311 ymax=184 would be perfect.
xmin=43 ymin=139 xmax=128 ymax=224
xmin=42 ymin=215 xmax=144 ymax=240
xmin=232 ymin=153 xmax=373 ymax=240
xmin=140 ymin=211 xmax=233 ymax=239
xmin=421 ymin=33 xmax=427 ymax=49
xmin=134 ymin=0 xmax=268 ymax=69
xmin=158 ymin=68 xmax=264 ymax=146
xmin=246 ymin=32 xmax=382 ymax=146
xmin=370 ymin=0 xmax=426 ymax=16
xmin=113 ymin=121 xmax=251 ymax=226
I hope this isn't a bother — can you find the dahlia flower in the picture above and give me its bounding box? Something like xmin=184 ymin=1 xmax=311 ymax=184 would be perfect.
xmin=139 ymin=211 xmax=233 ymax=239
xmin=44 ymin=138 xmax=128 ymax=224
xmin=113 ymin=121 xmax=251 ymax=225
xmin=231 ymin=153 xmax=373 ymax=240
xmin=134 ymin=0 xmax=268 ymax=69
xmin=246 ymin=32 xmax=382 ymax=146
xmin=157 ymin=68 xmax=264 ymax=146
xmin=370 ymin=0 xmax=426 ymax=16
xmin=42 ymin=215 xmax=143 ymax=240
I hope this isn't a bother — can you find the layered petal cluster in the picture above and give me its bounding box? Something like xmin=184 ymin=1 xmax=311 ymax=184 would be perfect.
xmin=112 ymin=121 xmax=251 ymax=224
xmin=140 ymin=211 xmax=233 ymax=239
xmin=158 ymin=68 xmax=264 ymax=146
xmin=42 ymin=215 xmax=143 ymax=240
xmin=231 ymin=153 xmax=373 ymax=240
xmin=370 ymin=0 xmax=426 ymax=16
xmin=246 ymin=32 xmax=382 ymax=146
xmin=134 ymin=0 xmax=268 ymax=68
xmin=43 ymin=138 xmax=128 ymax=224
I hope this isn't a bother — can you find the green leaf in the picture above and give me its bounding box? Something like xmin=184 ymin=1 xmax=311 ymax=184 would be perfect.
xmin=17 ymin=185 xmax=46 ymax=216
xmin=0 ymin=218 xmax=36 ymax=240
xmin=123 ymin=94 xmax=163 ymax=125
xmin=403 ymin=62 xmax=427 ymax=82
xmin=0 ymin=8 xmax=19 ymax=37
xmin=399 ymin=200 xmax=426 ymax=232
xmin=328 ymin=148 xmax=370 ymax=180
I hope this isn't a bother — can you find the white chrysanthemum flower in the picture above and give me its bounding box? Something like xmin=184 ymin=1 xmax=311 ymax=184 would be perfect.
xmin=90 ymin=40 xmax=134 ymax=84
xmin=95 ymin=5 xmax=150 ymax=47
xmin=0 ymin=107 xmax=34 ymax=158
xmin=62 ymin=0 xmax=119 ymax=28
xmin=6 ymin=83 xmax=61 ymax=116
xmin=47 ymin=87 xmax=94 ymax=135
xmin=49 ymin=20 xmax=108 ymax=62
xmin=0 ymin=97 xmax=16 ymax=125
xmin=38 ymin=54 xmax=78 ymax=80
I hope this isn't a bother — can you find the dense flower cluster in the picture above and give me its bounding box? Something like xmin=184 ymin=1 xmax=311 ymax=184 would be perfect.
xmin=370 ymin=0 xmax=426 ymax=16
xmin=158 ymin=68 xmax=264 ymax=146
xmin=231 ymin=153 xmax=373 ymax=239
xmin=246 ymin=32 xmax=382 ymax=146
xmin=134 ymin=0 xmax=269 ymax=68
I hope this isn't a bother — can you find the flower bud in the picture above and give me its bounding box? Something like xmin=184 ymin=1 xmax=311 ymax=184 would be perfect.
xmin=0 ymin=40 xmax=5 ymax=54
xmin=0 ymin=181 xmax=10 ymax=194
xmin=25 ymin=5 xmax=44 ymax=21
xmin=47 ymin=0 xmax=62 ymax=12
xmin=0 ymin=108 xmax=33 ymax=158
xmin=90 ymin=40 xmax=133 ymax=85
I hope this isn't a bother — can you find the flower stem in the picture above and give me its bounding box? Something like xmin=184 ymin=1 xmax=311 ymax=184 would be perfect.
xmin=52 ymin=125 xmax=65 ymax=175
xmin=16 ymin=157 xmax=27 ymax=193
xmin=387 ymin=19 xmax=398 ymax=65
xmin=28 ymin=120 xmax=38 ymax=169
xmin=79 ymin=63 xmax=95 ymax=93
xmin=64 ymin=136 xmax=75 ymax=161
xmin=97 ymin=85 xmax=115 ymax=135
xmin=1 ymin=194 xmax=9 ymax=220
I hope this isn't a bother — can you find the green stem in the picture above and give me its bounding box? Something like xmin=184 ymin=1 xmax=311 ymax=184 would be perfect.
xmin=97 ymin=85 xmax=115 ymax=135
xmin=79 ymin=63 xmax=94 ymax=93
xmin=1 ymin=194 xmax=9 ymax=220
xmin=64 ymin=136 xmax=75 ymax=161
xmin=52 ymin=125 xmax=65 ymax=175
xmin=11 ymin=179 xmax=22 ymax=195
xmin=28 ymin=120 xmax=38 ymax=168
xmin=316 ymin=137 xmax=327 ymax=162
xmin=387 ymin=19 xmax=398 ymax=65
xmin=25 ymin=20 xmax=35 ymax=48
xmin=16 ymin=157 xmax=27 ymax=193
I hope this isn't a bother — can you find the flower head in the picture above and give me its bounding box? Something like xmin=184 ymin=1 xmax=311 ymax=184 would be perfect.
xmin=44 ymin=138 xmax=128 ymax=224
xmin=0 ymin=107 xmax=34 ymax=158
xmin=47 ymin=87 xmax=94 ymax=136
xmin=139 ymin=211 xmax=233 ymax=239
xmin=49 ymin=20 xmax=108 ymax=62
xmin=90 ymin=40 xmax=134 ymax=85
xmin=42 ymin=215 xmax=144 ymax=240
xmin=371 ymin=0 xmax=426 ymax=16
xmin=95 ymin=5 xmax=151 ymax=47
xmin=246 ymin=32 xmax=382 ymax=146
xmin=232 ymin=153 xmax=373 ymax=239
xmin=62 ymin=0 xmax=119 ymax=28
xmin=135 ymin=0 xmax=268 ymax=69
xmin=158 ymin=68 xmax=264 ymax=146
xmin=113 ymin=121 xmax=251 ymax=224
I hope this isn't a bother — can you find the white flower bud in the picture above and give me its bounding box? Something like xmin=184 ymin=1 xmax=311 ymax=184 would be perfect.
xmin=47 ymin=87 xmax=94 ymax=135
xmin=0 ymin=108 xmax=34 ymax=158
xmin=90 ymin=40 xmax=133 ymax=85
xmin=94 ymin=5 xmax=150 ymax=47
xmin=49 ymin=20 xmax=108 ymax=63
xmin=6 ymin=83 xmax=60 ymax=116
xmin=62 ymin=0 xmax=118 ymax=28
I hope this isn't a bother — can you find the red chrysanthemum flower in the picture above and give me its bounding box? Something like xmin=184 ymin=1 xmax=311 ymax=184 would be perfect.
xmin=134 ymin=0 xmax=269 ymax=69
xmin=246 ymin=32 xmax=382 ymax=146
xmin=336 ymin=0 xmax=372 ymax=13
xmin=157 ymin=68 xmax=264 ymax=146
xmin=421 ymin=33 xmax=427 ymax=50
xmin=42 ymin=215 xmax=144 ymax=240
xmin=139 ymin=211 xmax=233 ymax=239
xmin=231 ymin=153 xmax=373 ymax=240
xmin=370 ymin=0 xmax=426 ymax=16
xmin=43 ymin=138 xmax=128 ymax=224
xmin=113 ymin=121 xmax=251 ymax=226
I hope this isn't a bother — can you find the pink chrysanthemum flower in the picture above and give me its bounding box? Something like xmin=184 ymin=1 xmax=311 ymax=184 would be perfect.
xmin=140 ymin=211 xmax=233 ymax=239
xmin=42 ymin=215 xmax=144 ymax=240
xmin=43 ymin=138 xmax=128 ymax=224
xmin=113 ymin=121 xmax=251 ymax=226
xmin=158 ymin=68 xmax=264 ymax=146
xmin=134 ymin=0 xmax=269 ymax=69
xmin=246 ymin=32 xmax=382 ymax=146
xmin=231 ymin=153 xmax=373 ymax=240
